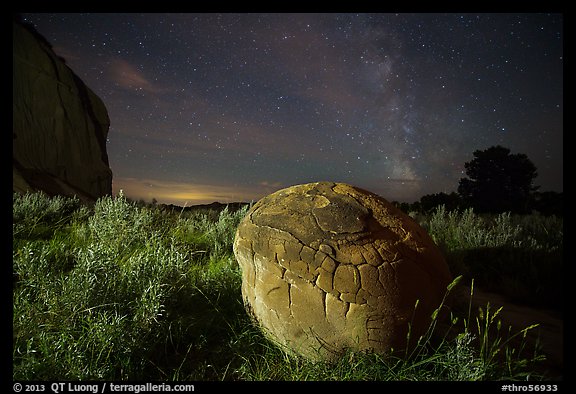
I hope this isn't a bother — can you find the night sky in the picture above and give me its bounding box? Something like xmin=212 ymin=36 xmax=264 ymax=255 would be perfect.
xmin=22 ymin=13 xmax=563 ymax=206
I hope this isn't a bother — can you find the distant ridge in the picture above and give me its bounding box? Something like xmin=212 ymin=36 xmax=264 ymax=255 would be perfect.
xmin=158 ymin=201 xmax=250 ymax=213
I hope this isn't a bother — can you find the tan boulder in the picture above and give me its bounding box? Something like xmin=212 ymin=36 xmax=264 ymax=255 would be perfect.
xmin=233 ymin=182 xmax=452 ymax=361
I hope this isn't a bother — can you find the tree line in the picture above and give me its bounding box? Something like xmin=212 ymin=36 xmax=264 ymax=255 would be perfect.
xmin=394 ymin=145 xmax=562 ymax=216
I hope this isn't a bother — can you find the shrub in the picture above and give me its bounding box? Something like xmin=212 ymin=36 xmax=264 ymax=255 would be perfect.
xmin=424 ymin=205 xmax=522 ymax=251
xmin=418 ymin=205 xmax=562 ymax=310
xmin=13 ymin=191 xmax=87 ymax=239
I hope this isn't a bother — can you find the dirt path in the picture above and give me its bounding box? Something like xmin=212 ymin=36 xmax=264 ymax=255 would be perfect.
xmin=456 ymin=285 xmax=563 ymax=379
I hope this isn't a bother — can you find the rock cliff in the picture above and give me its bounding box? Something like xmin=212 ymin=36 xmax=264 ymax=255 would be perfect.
xmin=13 ymin=19 xmax=112 ymax=201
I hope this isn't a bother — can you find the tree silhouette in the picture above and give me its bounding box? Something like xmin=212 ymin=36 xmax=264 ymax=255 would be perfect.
xmin=458 ymin=145 xmax=539 ymax=214
xmin=418 ymin=192 xmax=462 ymax=213
xmin=530 ymin=191 xmax=563 ymax=216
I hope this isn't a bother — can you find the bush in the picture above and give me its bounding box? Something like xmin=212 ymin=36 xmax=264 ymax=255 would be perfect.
xmin=13 ymin=192 xmax=87 ymax=239
xmin=418 ymin=205 xmax=562 ymax=310
xmin=423 ymin=205 xmax=522 ymax=250
xmin=88 ymin=190 xmax=155 ymax=254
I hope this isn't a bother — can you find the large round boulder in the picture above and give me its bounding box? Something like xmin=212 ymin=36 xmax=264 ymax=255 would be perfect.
xmin=233 ymin=182 xmax=452 ymax=361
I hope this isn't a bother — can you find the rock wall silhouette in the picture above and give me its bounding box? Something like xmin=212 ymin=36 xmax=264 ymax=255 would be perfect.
xmin=13 ymin=19 xmax=112 ymax=201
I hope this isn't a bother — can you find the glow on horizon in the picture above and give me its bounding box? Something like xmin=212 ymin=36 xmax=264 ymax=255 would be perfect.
xmin=112 ymin=176 xmax=431 ymax=206
xmin=112 ymin=177 xmax=278 ymax=206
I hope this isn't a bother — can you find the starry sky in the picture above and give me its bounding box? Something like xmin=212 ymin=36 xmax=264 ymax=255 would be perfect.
xmin=22 ymin=13 xmax=563 ymax=206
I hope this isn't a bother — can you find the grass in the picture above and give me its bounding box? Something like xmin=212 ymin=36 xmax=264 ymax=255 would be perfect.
xmin=411 ymin=205 xmax=563 ymax=310
xmin=13 ymin=192 xmax=560 ymax=381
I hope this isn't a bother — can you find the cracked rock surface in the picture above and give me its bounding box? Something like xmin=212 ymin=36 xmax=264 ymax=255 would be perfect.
xmin=233 ymin=182 xmax=452 ymax=361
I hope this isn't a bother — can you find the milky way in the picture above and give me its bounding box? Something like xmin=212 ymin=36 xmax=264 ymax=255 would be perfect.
xmin=22 ymin=13 xmax=563 ymax=205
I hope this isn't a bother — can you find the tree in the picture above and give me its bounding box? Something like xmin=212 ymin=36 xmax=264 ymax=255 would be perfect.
xmin=530 ymin=191 xmax=563 ymax=216
xmin=458 ymin=146 xmax=539 ymax=214
xmin=419 ymin=192 xmax=462 ymax=213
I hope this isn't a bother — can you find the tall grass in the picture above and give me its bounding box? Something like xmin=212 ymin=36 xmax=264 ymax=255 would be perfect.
xmin=414 ymin=205 xmax=563 ymax=310
xmin=13 ymin=192 xmax=554 ymax=380
xmin=13 ymin=191 xmax=248 ymax=380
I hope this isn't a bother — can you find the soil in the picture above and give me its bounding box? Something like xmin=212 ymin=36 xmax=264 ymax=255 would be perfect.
xmin=452 ymin=285 xmax=563 ymax=380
